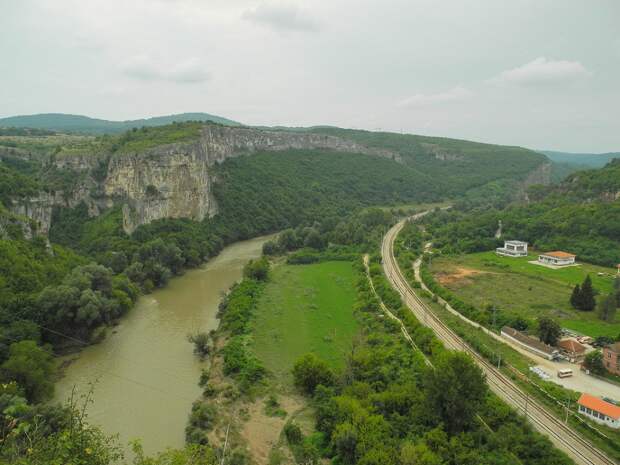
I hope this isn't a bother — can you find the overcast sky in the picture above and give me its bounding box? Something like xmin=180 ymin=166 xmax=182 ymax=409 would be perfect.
xmin=1 ymin=0 xmax=619 ymax=152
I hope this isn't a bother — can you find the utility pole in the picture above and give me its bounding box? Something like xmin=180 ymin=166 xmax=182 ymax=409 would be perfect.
xmin=565 ymin=397 xmax=571 ymax=424
xmin=524 ymin=369 xmax=531 ymax=419
xmin=497 ymin=354 xmax=501 ymax=370
xmin=220 ymin=423 xmax=230 ymax=465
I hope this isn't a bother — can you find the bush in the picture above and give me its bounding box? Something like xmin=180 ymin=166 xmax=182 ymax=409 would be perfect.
xmin=243 ymin=257 xmax=270 ymax=281
xmin=188 ymin=332 xmax=211 ymax=359
xmin=283 ymin=422 xmax=303 ymax=445
xmin=292 ymin=353 xmax=335 ymax=395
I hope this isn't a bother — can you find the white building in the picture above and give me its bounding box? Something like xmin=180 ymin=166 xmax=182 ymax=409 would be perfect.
xmin=496 ymin=240 xmax=528 ymax=257
xmin=577 ymin=393 xmax=620 ymax=429
xmin=538 ymin=251 xmax=576 ymax=266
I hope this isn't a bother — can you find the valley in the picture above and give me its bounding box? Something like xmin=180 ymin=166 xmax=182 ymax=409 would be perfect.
xmin=0 ymin=117 xmax=618 ymax=464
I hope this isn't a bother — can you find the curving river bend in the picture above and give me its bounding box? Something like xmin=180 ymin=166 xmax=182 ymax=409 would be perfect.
xmin=54 ymin=235 xmax=272 ymax=456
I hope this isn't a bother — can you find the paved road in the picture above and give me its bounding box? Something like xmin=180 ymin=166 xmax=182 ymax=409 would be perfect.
xmin=382 ymin=218 xmax=615 ymax=465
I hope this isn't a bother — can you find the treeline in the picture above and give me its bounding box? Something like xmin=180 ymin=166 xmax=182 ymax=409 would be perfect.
xmin=308 ymin=127 xmax=546 ymax=200
xmin=420 ymin=201 xmax=620 ymax=268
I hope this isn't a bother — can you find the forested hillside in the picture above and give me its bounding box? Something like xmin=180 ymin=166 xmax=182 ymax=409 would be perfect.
xmin=308 ymin=126 xmax=547 ymax=202
xmin=421 ymin=159 xmax=620 ymax=267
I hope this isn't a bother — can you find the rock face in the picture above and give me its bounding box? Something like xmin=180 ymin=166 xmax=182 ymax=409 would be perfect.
xmin=103 ymin=125 xmax=401 ymax=233
xmin=519 ymin=162 xmax=552 ymax=201
xmin=6 ymin=124 xmax=552 ymax=235
xmin=10 ymin=125 xmax=402 ymax=235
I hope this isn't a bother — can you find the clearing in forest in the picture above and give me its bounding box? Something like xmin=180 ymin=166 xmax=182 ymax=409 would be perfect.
xmin=431 ymin=251 xmax=619 ymax=337
xmin=251 ymin=261 xmax=358 ymax=386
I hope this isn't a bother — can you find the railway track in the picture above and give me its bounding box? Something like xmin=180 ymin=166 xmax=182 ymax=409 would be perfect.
xmin=381 ymin=219 xmax=616 ymax=465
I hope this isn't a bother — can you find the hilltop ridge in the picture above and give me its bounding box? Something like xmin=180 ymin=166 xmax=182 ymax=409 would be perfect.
xmin=0 ymin=112 xmax=240 ymax=134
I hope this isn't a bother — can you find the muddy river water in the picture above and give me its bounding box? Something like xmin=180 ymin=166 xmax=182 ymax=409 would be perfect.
xmin=53 ymin=235 xmax=272 ymax=456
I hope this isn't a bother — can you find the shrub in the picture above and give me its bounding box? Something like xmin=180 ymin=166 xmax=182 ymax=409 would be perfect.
xmin=292 ymin=353 xmax=335 ymax=395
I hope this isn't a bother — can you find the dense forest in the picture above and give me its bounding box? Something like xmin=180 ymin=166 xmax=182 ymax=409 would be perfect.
xmin=421 ymin=159 xmax=620 ymax=267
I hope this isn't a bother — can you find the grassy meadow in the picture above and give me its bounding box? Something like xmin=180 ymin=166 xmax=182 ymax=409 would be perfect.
xmin=251 ymin=261 xmax=358 ymax=385
xmin=430 ymin=251 xmax=619 ymax=337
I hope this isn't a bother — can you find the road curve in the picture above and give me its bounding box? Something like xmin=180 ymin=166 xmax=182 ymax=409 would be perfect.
xmin=382 ymin=218 xmax=615 ymax=465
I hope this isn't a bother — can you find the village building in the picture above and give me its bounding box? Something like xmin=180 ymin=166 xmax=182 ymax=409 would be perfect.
xmin=501 ymin=326 xmax=559 ymax=360
xmin=603 ymin=342 xmax=620 ymax=376
xmin=557 ymin=338 xmax=586 ymax=363
xmin=496 ymin=240 xmax=528 ymax=257
xmin=538 ymin=251 xmax=576 ymax=266
xmin=577 ymin=393 xmax=620 ymax=429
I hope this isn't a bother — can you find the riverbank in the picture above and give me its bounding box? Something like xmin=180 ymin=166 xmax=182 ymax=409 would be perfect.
xmin=53 ymin=234 xmax=273 ymax=457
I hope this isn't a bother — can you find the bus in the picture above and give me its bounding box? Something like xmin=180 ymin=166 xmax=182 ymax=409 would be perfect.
xmin=557 ymin=368 xmax=573 ymax=378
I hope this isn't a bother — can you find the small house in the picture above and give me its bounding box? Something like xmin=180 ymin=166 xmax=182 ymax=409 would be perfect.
xmin=577 ymin=393 xmax=620 ymax=429
xmin=501 ymin=326 xmax=558 ymax=360
xmin=496 ymin=240 xmax=528 ymax=257
xmin=557 ymin=338 xmax=586 ymax=363
xmin=538 ymin=251 xmax=576 ymax=266
xmin=603 ymin=342 xmax=620 ymax=376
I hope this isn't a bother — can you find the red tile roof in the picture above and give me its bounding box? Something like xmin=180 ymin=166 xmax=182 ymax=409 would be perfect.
xmin=558 ymin=339 xmax=586 ymax=354
xmin=578 ymin=393 xmax=620 ymax=420
xmin=541 ymin=251 xmax=576 ymax=259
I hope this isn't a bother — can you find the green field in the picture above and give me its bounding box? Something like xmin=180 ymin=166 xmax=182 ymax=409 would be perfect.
xmin=431 ymin=251 xmax=619 ymax=337
xmin=251 ymin=261 xmax=358 ymax=384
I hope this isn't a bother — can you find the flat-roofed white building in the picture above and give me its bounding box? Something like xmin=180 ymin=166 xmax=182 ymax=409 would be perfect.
xmin=538 ymin=251 xmax=576 ymax=266
xmin=496 ymin=240 xmax=528 ymax=257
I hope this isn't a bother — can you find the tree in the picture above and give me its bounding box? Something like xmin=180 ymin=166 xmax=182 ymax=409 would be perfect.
xmin=243 ymin=257 xmax=270 ymax=281
xmin=597 ymin=294 xmax=617 ymax=322
xmin=1 ymin=341 xmax=55 ymax=403
xmin=187 ymin=332 xmax=211 ymax=359
xmin=537 ymin=317 xmax=561 ymax=346
xmin=584 ymin=350 xmax=605 ymax=375
xmin=570 ymin=284 xmax=581 ymax=309
xmin=424 ymin=352 xmax=487 ymax=434
xmin=580 ymin=275 xmax=596 ymax=311
xmin=292 ymin=353 xmax=335 ymax=395
xmin=303 ymin=229 xmax=327 ymax=251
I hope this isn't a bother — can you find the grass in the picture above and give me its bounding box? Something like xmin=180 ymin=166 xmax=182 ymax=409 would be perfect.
xmin=251 ymin=261 xmax=358 ymax=385
xmin=431 ymin=251 xmax=618 ymax=337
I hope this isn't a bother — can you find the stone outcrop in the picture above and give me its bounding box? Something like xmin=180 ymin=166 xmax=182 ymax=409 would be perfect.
xmin=102 ymin=125 xmax=401 ymax=233
xmin=519 ymin=162 xmax=552 ymax=201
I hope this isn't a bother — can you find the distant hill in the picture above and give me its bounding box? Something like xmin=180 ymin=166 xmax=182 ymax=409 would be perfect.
xmin=540 ymin=150 xmax=619 ymax=168
xmin=0 ymin=112 xmax=240 ymax=134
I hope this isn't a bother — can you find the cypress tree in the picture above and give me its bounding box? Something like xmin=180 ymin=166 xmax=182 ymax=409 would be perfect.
xmin=597 ymin=294 xmax=617 ymax=322
xmin=570 ymin=284 xmax=581 ymax=309
xmin=580 ymin=275 xmax=596 ymax=311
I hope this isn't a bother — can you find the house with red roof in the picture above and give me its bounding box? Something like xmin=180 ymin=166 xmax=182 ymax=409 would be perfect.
xmin=557 ymin=338 xmax=586 ymax=363
xmin=603 ymin=342 xmax=620 ymax=376
xmin=538 ymin=251 xmax=576 ymax=266
xmin=577 ymin=393 xmax=620 ymax=428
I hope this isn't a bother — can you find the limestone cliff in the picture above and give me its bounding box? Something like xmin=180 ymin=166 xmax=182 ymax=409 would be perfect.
xmin=10 ymin=125 xmax=401 ymax=234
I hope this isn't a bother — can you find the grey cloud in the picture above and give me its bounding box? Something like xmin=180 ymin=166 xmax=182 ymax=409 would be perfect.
xmin=242 ymin=2 xmax=320 ymax=32
xmin=488 ymin=57 xmax=591 ymax=86
xmin=123 ymin=56 xmax=210 ymax=84
xmin=397 ymin=86 xmax=473 ymax=107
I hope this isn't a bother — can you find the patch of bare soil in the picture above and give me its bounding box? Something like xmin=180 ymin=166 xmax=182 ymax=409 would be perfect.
xmin=436 ymin=266 xmax=486 ymax=286
xmin=240 ymin=396 xmax=305 ymax=464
